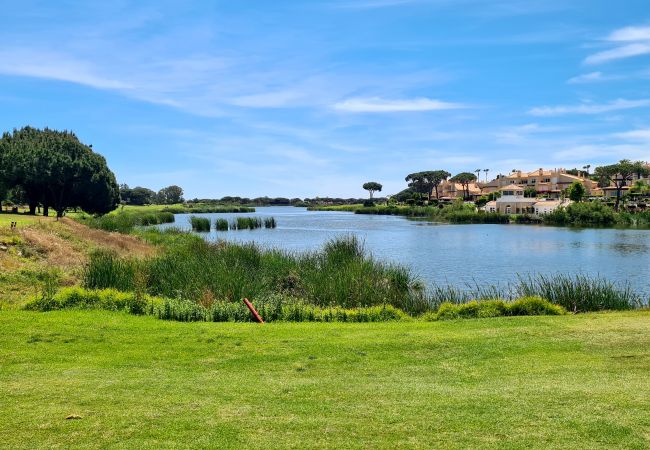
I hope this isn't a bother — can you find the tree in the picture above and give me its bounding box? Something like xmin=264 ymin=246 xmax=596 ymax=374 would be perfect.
xmin=156 ymin=185 xmax=184 ymax=204
xmin=567 ymin=181 xmax=586 ymax=202
xmin=595 ymin=160 xmax=649 ymax=210
xmin=405 ymin=170 xmax=450 ymax=200
xmin=449 ymin=172 xmax=477 ymax=200
xmin=483 ymin=168 xmax=490 ymax=182
xmin=582 ymin=164 xmax=591 ymax=176
xmin=523 ymin=186 xmax=537 ymax=198
xmin=362 ymin=182 xmax=382 ymax=200
xmin=0 ymin=127 xmax=119 ymax=217
xmin=120 ymin=185 xmax=156 ymax=205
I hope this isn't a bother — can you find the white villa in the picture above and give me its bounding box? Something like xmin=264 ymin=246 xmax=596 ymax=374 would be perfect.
xmin=483 ymin=184 xmax=571 ymax=216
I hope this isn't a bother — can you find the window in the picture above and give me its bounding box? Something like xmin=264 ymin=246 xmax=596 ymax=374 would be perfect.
xmin=506 ymin=205 xmax=511 ymax=214
xmin=530 ymin=179 xmax=536 ymax=184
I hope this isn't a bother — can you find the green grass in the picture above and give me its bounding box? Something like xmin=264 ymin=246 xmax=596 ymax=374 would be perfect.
xmin=0 ymin=310 xmax=648 ymax=449
xmin=0 ymin=212 xmax=47 ymax=227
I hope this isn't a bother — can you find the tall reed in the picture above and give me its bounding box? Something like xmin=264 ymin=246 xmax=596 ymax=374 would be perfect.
xmin=189 ymin=216 xmax=210 ymax=232
xmin=264 ymin=217 xmax=277 ymax=228
xmin=215 ymin=218 xmax=229 ymax=231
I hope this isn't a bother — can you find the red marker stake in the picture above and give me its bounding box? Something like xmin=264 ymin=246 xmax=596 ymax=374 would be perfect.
xmin=243 ymin=298 xmax=264 ymax=323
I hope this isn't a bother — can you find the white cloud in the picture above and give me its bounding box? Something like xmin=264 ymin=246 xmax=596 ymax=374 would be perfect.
xmin=585 ymin=43 xmax=650 ymax=65
xmin=332 ymin=97 xmax=466 ymax=113
xmin=614 ymin=129 xmax=650 ymax=141
xmin=528 ymin=99 xmax=650 ymax=117
xmin=0 ymin=50 xmax=133 ymax=90
xmin=607 ymin=26 xmax=650 ymax=42
xmin=567 ymin=71 xmax=605 ymax=84
xmin=584 ymin=25 xmax=650 ymax=65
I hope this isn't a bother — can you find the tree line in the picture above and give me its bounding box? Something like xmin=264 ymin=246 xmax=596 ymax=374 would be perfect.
xmin=0 ymin=127 xmax=119 ymax=217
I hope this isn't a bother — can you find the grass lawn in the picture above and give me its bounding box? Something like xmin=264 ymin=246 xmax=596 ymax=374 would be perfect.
xmin=1 ymin=310 xmax=648 ymax=449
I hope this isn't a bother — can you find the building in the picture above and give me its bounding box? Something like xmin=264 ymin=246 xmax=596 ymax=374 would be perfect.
xmin=438 ymin=181 xmax=482 ymax=200
xmin=479 ymin=168 xmax=598 ymax=198
xmin=483 ymin=184 xmax=571 ymax=215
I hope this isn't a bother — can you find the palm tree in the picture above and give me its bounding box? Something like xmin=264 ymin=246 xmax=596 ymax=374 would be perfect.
xmin=583 ymin=164 xmax=591 ymax=177
xmin=483 ymin=168 xmax=490 ymax=182
xmin=475 ymin=169 xmax=481 ymax=182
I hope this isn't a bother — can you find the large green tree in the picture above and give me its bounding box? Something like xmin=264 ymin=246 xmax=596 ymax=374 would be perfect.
xmin=120 ymin=185 xmax=156 ymax=205
xmin=449 ymin=172 xmax=478 ymax=200
xmin=595 ymin=160 xmax=649 ymax=210
xmin=362 ymin=182 xmax=382 ymax=200
xmin=156 ymin=185 xmax=184 ymax=204
xmin=405 ymin=170 xmax=450 ymax=200
xmin=0 ymin=127 xmax=119 ymax=217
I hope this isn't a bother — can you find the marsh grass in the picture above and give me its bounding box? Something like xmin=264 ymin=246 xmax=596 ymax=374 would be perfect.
xmin=264 ymin=217 xmax=277 ymax=228
xmin=426 ymin=274 xmax=644 ymax=312
xmin=189 ymin=216 xmax=210 ymax=232
xmin=215 ymin=218 xmax=229 ymax=231
xmin=83 ymin=235 xmax=427 ymax=313
xmin=231 ymin=217 xmax=263 ymax=230
xmin=76 ymin=210 xmax=175 ymax=233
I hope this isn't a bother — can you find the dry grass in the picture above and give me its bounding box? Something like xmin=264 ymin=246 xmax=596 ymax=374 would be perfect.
xmin=0 ymin=214 xmax=154 ymax=307
xmin=60 ymin=218 xmax=153 ymax=257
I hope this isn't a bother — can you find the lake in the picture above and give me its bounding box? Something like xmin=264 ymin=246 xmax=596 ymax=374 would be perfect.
xmin=160 ymin=206 xmax=650 ymax=294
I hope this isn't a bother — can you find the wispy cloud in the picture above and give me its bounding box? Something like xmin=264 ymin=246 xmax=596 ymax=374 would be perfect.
xmin=528 ymin=99 xmax=650 ymax=117
xmin=584 ymin=25 xmax=650 ymax=65
xmin=0 ymin=50 xmax=133 ymax=90
xmin=585 ymin=43 xmax=650 ymax=65
xmin=567 ymin=71 xmax=608 ymax=84
xmin=608 ymin=26 xmax=650 ymax=42
xmin=614 ymin=128 xmax=650 ymax=141
xmin=332 ymin=97 xmax=466 ymax=113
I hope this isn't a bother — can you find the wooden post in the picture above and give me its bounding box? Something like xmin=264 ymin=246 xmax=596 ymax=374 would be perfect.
xmin=243 ymin=298 xmax=264 ymax=323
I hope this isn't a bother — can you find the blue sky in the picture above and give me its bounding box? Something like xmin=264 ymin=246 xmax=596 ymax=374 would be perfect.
xmin=2 ymin=0 xmax=650 ymax=198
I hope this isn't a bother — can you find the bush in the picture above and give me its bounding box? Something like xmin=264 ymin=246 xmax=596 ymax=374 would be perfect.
xmin=427 ymin=297 xmax=565 ymax=321
xmin=543 ymin=202 xmax=616 ymax=226
xmin=508 ymin=296 xmax=566 ymax=316
xmin=25 ymin=288 xmax=409 ymax=323
xmin=24 ymin=287 xmax=161 ymax=315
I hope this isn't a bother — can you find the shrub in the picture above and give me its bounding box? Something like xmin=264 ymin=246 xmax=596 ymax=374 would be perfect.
xmin=508 ymin=296 xmax=566 ymax=316
xmin=543 ymin=202 xmax=616 ymax=226
xmin=428 ymin=297 xmax=565 ymax=321
xmin=24 ymin=287 xmax=161 ymax=315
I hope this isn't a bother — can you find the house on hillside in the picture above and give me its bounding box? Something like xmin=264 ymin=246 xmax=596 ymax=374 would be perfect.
xmin=480 ymin=168 xmax=598 ymax=198
xmin=438 ymin=181 xmax=482 ymax=201
xmin=483 ymin=184 xmax=571 ymax=215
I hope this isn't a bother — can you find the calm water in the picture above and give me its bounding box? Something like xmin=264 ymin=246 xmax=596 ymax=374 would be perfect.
xmin=160 ymin=206 xmax=650 ymax=293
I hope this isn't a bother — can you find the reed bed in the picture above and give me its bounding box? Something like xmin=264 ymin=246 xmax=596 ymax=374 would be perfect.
xmin=83 ymin=235 xmax=427 ymax=313
xmin=264 ymin=217 xmax=277 ymax=228
xmin=77 ymin=210 xmax=175 ymax=233
xmin=215 ymin=218 xmax=229 ymax=231
xmin=231 ymin=216 xmax=263 ymax=230
xmin=189 ymin=216 xmax=211 ymax=232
